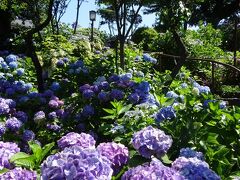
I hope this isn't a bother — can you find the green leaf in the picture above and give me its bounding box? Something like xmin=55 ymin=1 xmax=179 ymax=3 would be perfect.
xmin=10 ymin=152 xmax=31 ymax=163
xmin=41 ymin=142 xmax=55 ymax=161
xmin=0 ymin=168 xmax=9 ymax=174
xmin=206 ymin=133 xmax=219 ymax=145
xmin=101 ymin=115 xmax=116 ymax=120
xmin=103 ymin=108 xmax=115 ymax=115
xmin=118 ymin=104 xmax=132 ymax=115
xmin=12 ymin=156 xmax=35 ymax=169
xmin=213 ymin=146 xmax=229 ymax=159
xmin=28 ymin=141 xmax=42 ymax=162
xmin=128 ymin=155 xmax=148 ymax=167
xmin=161 ymin=154 xmax=172 ymax=164
xmin=162 ymin=98 xmax=175 ymax=107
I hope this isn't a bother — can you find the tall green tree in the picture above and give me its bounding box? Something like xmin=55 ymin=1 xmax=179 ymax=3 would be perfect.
xmin=97 ymin=0 xmax=148 ymax=70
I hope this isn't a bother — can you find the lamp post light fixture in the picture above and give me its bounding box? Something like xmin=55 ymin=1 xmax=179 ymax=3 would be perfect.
xmin=89 ymin=10 xmax=96 ymax=51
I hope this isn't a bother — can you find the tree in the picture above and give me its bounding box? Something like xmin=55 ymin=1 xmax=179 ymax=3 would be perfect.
xmin=97 ymin=0 xmax=147 ymax=70
xmin=73 ymin=0 xmax=85 ymax=34
xmin=0 ymin=0 xmax=55 ymax=92
xmin=52 ymin=0 xmax=71 ymax=34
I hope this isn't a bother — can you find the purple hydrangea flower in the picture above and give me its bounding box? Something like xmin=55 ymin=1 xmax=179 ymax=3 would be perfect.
xmin=4 ymin=99 xmax=16 ymax=108
xmin=131 ymin=126 xmax=173 ymax=158
xmin=0 ymin=123 xmax=6 ymax=136
xmin=0 ymin=141 xmax=20 ymax=169
xmin=82 ymin=89 xmax=95 ymax=99
xmin=99 ymin=81 xmax=110 ymax=90
xmin=181 ymin=83 xmax=188 ymax=88
xmin=48 ymin=99 xmax=59 ymax=109
xmin=6 ymin=117 xmax=22 ymax=131
xmin=14 ymin=111 xmax=28 ymax=123
xmin=172 ymin=157 xmax=220 ymax=180
xmin=97 ymin=142 xmax=129 ymax=173
xmin=57 ymin=132 xmax=96 ymax=150
xmin=155 ymin=106 xmax=176 ymax=123
xmin=33 ymin=111 xmax=46 ymax=124
xmin=108 ymin=74 xmax=120 ymax=82
xmin=179 ymin=148 xmax=204 ymax=161
xmin=0 ymin=101 xmax=10 ymax=115
xmin=122 ymin=158 xmax=183 ymax=180
xmin=79 ymin=84 xmax=91 ymax=93
xmin=82 ymin=105 xmax=94 ymax=117
xmin=48 ymin=111 xmax=57 ymax=119
xmin=98 ymin=91 xmax=109 ymax=102
xmin=22 ymin=130 xmax=35 ymax=142
xmin=46 ymin=124 xmax=61 ymax=132
xmin=110 ymin=89 xmax=124 ymax=100
xmin=41 ymin=146 xmax=113 ymax=180
xmin=0 ymin=167 xmax=37 ymax=180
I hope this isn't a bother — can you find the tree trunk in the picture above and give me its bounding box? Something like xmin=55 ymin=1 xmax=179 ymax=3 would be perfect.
xmin=74 ymin=0 xmax=81 ymax=34
xmin=25 ymin=34 xmax=44 ymax=92
xmin=119 ymin=36 xmax=125 ymax=70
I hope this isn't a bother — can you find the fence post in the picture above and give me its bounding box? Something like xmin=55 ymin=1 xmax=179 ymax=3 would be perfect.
xmin=211 ymin=62 xmax=215 ymax=92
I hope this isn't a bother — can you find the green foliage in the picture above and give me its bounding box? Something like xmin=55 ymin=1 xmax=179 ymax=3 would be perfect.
xmin=10 ymin=141 xmax=55 ymax=170
xmin=72 ymin=40 xmax=91 ymax=59
xmin=131 ymin=27 xmax=158 ymax=51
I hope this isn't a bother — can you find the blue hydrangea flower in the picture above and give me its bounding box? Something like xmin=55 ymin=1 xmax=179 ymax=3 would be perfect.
xmin=79 ymin=84 xmax=91 ymax=93
xmin=4 ymin=99 xmax=16 ymax=108
xmin=57 ymin=132 xmax=96 ymax=150
xmin=43 ymin=89 xmax=54 ymax=97
xmin=136 ymin=71 xmax=144 ymax=77
xmin=0 ymin=101 xmax=10 ymax=115
xmin=219 ymin=101 xmax=227 ymax=109
xmin=198 ymin=85 xmax=211 ymax=94
xmin=128 ymin=93 xmax=140 ymax=104
xmin=16 ymin=68 xmax=24 ymax=76
xmin=99 ymin=81 xmax=110 ymax=90
xmin=5 ymin=54 xmax=17 ymax=63
xmin=9 ymin=62 xmax=18 ymax=69
xmin=108 ymin=74 xmax=120 ymax=82
xmin=56 ymin=59 xmax=64 ymax=67
xmin=6 ymin=87 xmax=15 ymax=96
xmin=122 ymin=158 xmax=183 ymax=180
xmin=181 ymin=83 xmax=188 ymax=88
xmin=6 ymin=117 xmax=22 ymax=131
xmin=179 ymin=148 xmax=204 ymax=161
xmin=172 ymin=157 xmax=220 ymax=180
xmin=120 ymin=73 xmax=132 ymax=82
xmin=0 ymin=62 xmax=9 ymax=70
xmin=135 ymin=81 xmax=151 ymax=93
xmin=131 ymin=126 xmax=173 ymax=158
xmin=82 ymin=105 xmax=94 ymax=117
xmin=46 ymin=124 xmax=61 ymax=132
xmin=166 ymin=91 xmax=179 ymax=99
xmin=155 ymin=106 xmax=176 ymax=123
xmin=0 ymin=167 xmax=37 ymax=180
xmin=18 ymin=96 xmax=30 ymax=103
xmin=14 ymin=111 xmax=28 ymax=123
xmin=22 ymin=130 xmax=35 ymax=142
xmin=48 ymin=99 xmax=59 ymax=109
xmin=41 ymin=146 xmax=113 ymax=180
xmin=50 ymin=82 xmax=60 ymax=91
xmin=110 ymin=89 xmax=124 ymax=100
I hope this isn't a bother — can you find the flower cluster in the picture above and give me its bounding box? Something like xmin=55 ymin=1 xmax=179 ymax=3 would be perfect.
xmin=0 ymin=167 xmax=37 ymax=180
xmin=172 ymin=157 xmax=220 ymax=180
xmin=97 ymin=142 xmax=129 ymax=173
xmin=41 ymin=146 xmax=113 ymax=180
xmin=179 ymin=148 xmax=204 ymax=161
xmin=68 ymin=59 xmax=88 ymax=75
xmin=122 ymin=158 xmax=183 ymax=180
xmin=155 ymin=106 xmax=176 ymax=123
xmin=131 ymin=126 xmax=173 ymax=158
xmin=0 ymin=141 xmax=20 ymax=169
xmin=142 ymin=53 xmax=157 ymax=64
xmin=57 ymin=132 xmax=96 ymax=150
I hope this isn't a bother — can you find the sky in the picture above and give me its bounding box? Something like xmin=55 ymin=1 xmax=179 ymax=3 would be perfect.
xmin=61 ymin=0 xmax=156 ymax=33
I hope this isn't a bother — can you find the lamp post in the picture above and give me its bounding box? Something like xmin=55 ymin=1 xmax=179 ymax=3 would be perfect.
xmin=89 ymin=10 xmax=96 ymax=51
